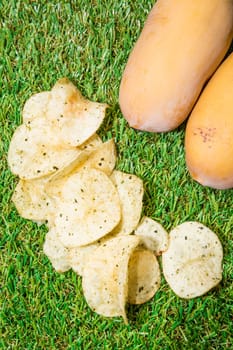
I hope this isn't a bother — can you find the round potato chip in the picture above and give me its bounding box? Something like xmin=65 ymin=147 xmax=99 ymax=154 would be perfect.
xmin=43 ymin=227 xmax=71 ymax=273
xmin=128 ymin=248 xmax=161 ymax=304
xmin=22 ymin=91 xmax=51 ymax=122
xmin=54 ymin=167 xmax=121 ymax=247
xmin=135 ymin=216 xmax=169 ymax=255
xmin=110 ymin=170 xmax=144 ymax=236
xmin=12 ymin=177 xmax=53 ymax=223
xmin=82 ymin=235 xmax=141 ymax=323
xmin=162 ymin=221 xmax=223 ymax=299
xmin=8 ymin=118 xmax=81 ymax=179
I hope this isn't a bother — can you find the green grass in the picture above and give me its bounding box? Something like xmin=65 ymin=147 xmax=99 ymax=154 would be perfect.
xmin=0 ymin=1 xmax=232 ymax=349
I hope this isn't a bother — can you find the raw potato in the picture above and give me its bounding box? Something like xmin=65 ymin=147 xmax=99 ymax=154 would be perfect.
xmin=162 ymin=222 xmax=223 ymax=299
xmin=82 ymin=235 xmax=141 ymax=323
xmin=135 ymin=216 xmax=168 ymax=255
xmin=128 ymin=248 xmax=160 ymax=305
xmin=185 ymin=53 xmax=233 ymax=189
xmin=119 ymin=0 xmax=233 ymax=132
xmin=54 ymin=167 xmax=121 ymax=247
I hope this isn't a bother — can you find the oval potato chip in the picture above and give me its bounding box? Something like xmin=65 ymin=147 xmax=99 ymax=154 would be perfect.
xmin=82 ymin=235 xmax=141 ymax=323
xmin=162 ymin=221 xmax=223 ymax=299
xmin=128 ymin=248 xmax=161 ymax=304
xmin=110 ymin=170 xmax=144 ymax=236
xmin=135 ymin=216 xmax=169 ymax=255
xmin=54 ymin=168 xmax=121 ymax=247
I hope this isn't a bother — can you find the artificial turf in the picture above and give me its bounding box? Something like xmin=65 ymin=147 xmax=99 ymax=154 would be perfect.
xmin=0 ymin=1 xmax=232 ymax=349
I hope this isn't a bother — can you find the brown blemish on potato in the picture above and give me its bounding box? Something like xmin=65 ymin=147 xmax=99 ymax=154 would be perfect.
xmin=193 ymin=127 xmax=217 ymax=145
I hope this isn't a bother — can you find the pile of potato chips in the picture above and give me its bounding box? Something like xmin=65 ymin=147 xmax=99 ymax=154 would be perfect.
xmin=8 ymin=78 xmax=223 ymax=323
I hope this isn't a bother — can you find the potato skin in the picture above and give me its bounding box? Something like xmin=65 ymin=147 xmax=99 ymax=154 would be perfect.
xmin=119 ymin=0 xmax=233 ymax=132
xmin=185 ymin=53 xmax=233 ymax=190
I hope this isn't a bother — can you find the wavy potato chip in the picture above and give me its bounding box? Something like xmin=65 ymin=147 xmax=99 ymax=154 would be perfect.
xmin=22 ymin=91 xmax=51 ymax=122
xmin=135 ymin=216 xmax=169 ymax=255
xmin=82 ymin=235 xmax=141 ymax=323
xmin=110 ymin=170 xmax=144 ymax=236
xmin=54 ymin=167 xmax=121 ymax=247
xmin=162 ymin=222 xmax=223 ymax=299
xmin=8 ymin=118 xmax=81 ymax=180
xmin=128 ymin=248 xmax=161 ymax=305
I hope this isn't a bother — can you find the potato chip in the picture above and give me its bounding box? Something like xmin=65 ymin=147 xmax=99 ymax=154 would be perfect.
xmin=12 ymin=176 xmax=53 ymax=223
xmin=47 ymin=78 xmax=108 ymax=147
xmin=128 ymin=248 xmax=161 ymax=304
xmin=82 ymin=235 xmax=141 ymax=323
xmin=83 ymin=139 xmax=116 ymax=175
xmin=49 ymin=77 xmax=83 ymax=120
xmin=54 ymin=167 xmax=121 ymax=247
xmin=44 ymin=150 xmax=92 ymax=199
xmin=162 ymin=221 xmax=223 ymax=299
xmin=22 ymin=91 xmax=51 ymax=122
xmin=110 ymin=170 xmax=144 ymax=236
xmin=68 ymin=242 xmax=99 ymax=276
xmin=79 ymin=133 xmax=103 ymax=151
xmin=43 ymin=227 xmax=71 ymax=273
xmin=8 ymin=118 xmax=81 ymax=180
xmin=135 ymin=216 xmax=169 ymax=255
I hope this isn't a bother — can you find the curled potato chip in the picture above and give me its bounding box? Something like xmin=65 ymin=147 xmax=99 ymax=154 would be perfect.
xmin=8 ymin=118 xmax=81 ymax=179
xmin=82 ymin=235 xmax=141 ymax=323
xmin=43 ymin=227 xmax=71 ymax=273
xmin=54 ymin=167 xmax=121 ymax=247
xmin=12 ymin=176 xmax=53 ymax=223
xmin=128 ymin=248 xmax=161 ymax=304
xmin=110 ymin=170 xmax=144 ymax=236
xmin=135 ymin=216 xmax=169 ymax=255
xmin=22 ymin=91 xmax=51 ymax=122
xmin=162 ymin=221 xmax=223 ymax=299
